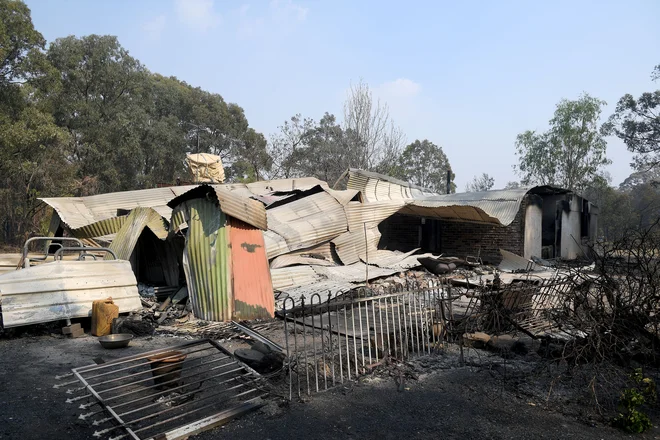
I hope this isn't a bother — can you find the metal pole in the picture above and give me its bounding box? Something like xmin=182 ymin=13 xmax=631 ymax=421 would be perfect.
xmin=364 ymin=222 xmax=369 ymax=286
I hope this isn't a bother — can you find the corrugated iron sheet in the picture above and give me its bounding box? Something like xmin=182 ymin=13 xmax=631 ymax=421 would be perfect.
xmin=106 ymin=208 xmax=168 ymax=261
xmin=270 ymin=265 xmax=320 ymax=291
xmin=325 ymin=188 xmax=360 ymax=205
xmin=266 ymin=191 xmax=347 ymax=258
xmin=0 ymin=260 xmax=141 ymax=328
xmin=407 ymin=195 xmax=529 ymax=226
xmin=360 ymin=248 xmax=420 ymax=267
xmin=181 ymin=198 xmax=233 ymax=322
xmin=40 ymin=186 xmax=198 ymax=230
xmin=345 ymin=201 xmax=402 ymax=231
xmin=315 ymin=263 xmax=401 ymax=283
xmin=269 ymin=254 xmax=335 ymax=269
xmin=347 ymin=169 xmax=437 ymax=202
xmin=245 ymin=177 xmax=328 ymax=194
xmin=170 ymin=204 xmax=188 ymax=233
xmin=263 ymin=230 xmax=290 ymax=260
xmin=399 ymin=203 xmax=498 ymax=224
xmin=345 ymin=169 xmax=533 ymax=227
xmin=70 ymin=216 xmax=126 ymax=239
xmin=331 ymin=227 xmax=381 ymax=265
xmin=213 ymin=186 xmax=267 ymax=230
xmin=228 ymin=218 xmax=274 ymax=320
xmin=168 ymin=185 xmax=267 ymax=230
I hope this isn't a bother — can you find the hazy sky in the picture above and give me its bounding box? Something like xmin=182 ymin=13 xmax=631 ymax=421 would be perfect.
xmin=25 ymin=0 xmax=660 ymax=189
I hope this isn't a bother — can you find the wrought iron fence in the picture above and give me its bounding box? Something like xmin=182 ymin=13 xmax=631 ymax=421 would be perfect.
xmin=278 ymin=279 xmax=458 ymax=399
xmin=278 ymin=273 xmax=580 ymax=399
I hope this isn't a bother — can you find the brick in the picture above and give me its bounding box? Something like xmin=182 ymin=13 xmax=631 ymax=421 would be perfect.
xmin=69 ymin=326 xmax=85 ymax=338
xmin=62 ymin=323 xmax=82 ymax=336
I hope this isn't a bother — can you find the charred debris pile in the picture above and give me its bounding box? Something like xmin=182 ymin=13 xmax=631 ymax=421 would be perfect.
xmin=6 ymin=166 xmax=658 ymax=437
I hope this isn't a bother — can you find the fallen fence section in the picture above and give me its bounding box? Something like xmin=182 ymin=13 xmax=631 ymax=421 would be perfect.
xmin=57 ymin=339 xmax=267 ymax=440
xmin=279 ymin=274 xmax=582 ymax=399
xmin=279 ymin=279 xmax=457 ymax=399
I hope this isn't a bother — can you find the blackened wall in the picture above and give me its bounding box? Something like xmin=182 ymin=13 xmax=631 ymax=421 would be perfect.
xmin=379 ymin=196 xmax=532 ymax=265
xmin=439 ymin=197 xmax=530 ymax=265
xmin=379 ymin=214 xmax=421 ymax=251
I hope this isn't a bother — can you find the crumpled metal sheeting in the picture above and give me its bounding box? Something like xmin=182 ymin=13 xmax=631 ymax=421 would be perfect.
xmin=170 ymin=204 xmax=188 ymax=233
xmin=360 ymin=248 xmax=420 ymax=267
xmin=268 ymin=205 xmax=346 ymax=253
xmin=263 ymin=230 xmax=290 ymax=260
xmin=398 ymin=203 xmax=499 ymax=224
xmin=213 ymin=186 xmax=268 ymax=230
xmin=106 ymin=207 xmax=169 ymax=261
xmin=267 ymin=190 xmax=339 ymax=223
xmin=270 ymin=265 xmax=321 ymax=291
xmin=38 ymin=197 xmax=95 ymax=230
xmin=71 ymin=208 xmax=169 ymax=242
xmin=245 ymin=176 xmax=328 ymax=194
xmin=345 ymin=169 xmax=536 ymax=227
xmin=265 ymin=191 xmax=348 ymax=258
xmin=68 ymin=215 xmax=126 ymax=240
xmin=347 ymin=169 xmax=437 ymax=202
xmin=324 ymin=188 xmax=361 ymax=206
xmin=331 ymin=227 xmax=381 ymax=265
xmin=40 ymin=185 xmax=199 ymax=231
xmin=167 ymin=185 xmax=268 ymax=230
xmin=344 ymin=201 xmax=402 ymax=231
xmin=315 ymin=263 xmax=401 ymax=283
xmin=498 ymin=249 xmax=537 ymax=272
xmin=269 ymin=254 xmax=335 ymax=269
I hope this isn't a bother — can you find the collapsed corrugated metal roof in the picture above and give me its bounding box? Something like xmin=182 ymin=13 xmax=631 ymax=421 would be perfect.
xmin=264 ymin=189 xmax=349 ymax=259
xmin=345 ymin=169 xmax=554 ymax=227
xmin=346 ymin=168 xmax=438 ymax=200
xmin=32 ymin=169 xmax=581 ymax=322
xmin=269 ymin=254 xmax=335 ymax=269
xmin=106 ymin=207 xmax=168 ymax=260
xmin=40 ymin=177 xmax=330 ymax=234
xmin=40 ymin=186 xmax=198 ymax=230
xmin=168 ymin=185 xmax=268 ymax=230
xmin=270 ymin=250 xmax=434 ymax=304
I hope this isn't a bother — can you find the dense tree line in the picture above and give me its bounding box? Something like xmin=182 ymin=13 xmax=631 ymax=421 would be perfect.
xmin=3 ymin=0 xmax=656 ymax=247
xmin=0 ymin=0 xmax=275 ymax=245
xmin=0 ymin=1 xmax=455 ymax=246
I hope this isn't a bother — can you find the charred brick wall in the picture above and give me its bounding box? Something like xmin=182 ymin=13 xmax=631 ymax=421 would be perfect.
xmin=379 ymin=214 xmax=421 ymax=251
xmin=439 ymin=197 xmax=529 ymax=265
xmin=378 ymin=196 xmax=532 ymax=264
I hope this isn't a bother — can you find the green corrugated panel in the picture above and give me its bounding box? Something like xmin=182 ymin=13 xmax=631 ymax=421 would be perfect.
xmin=182 ymin=198 xmax=232 ymax=322
xmin=170 ymin=205 xmax=188 ymax=232
xmin=71 ymin=216 xmax=127 ymax=239
xmin=106 ymin=208 xmax=168 ymax=261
